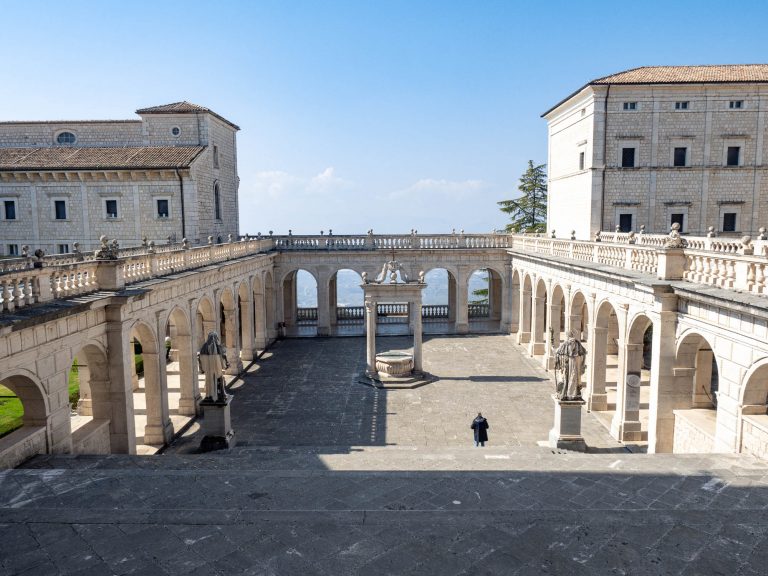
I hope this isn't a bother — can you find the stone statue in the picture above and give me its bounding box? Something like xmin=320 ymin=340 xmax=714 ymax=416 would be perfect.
xmin=375 ymin=260 xmax=409 ymax=283
xmin=361 ymin=271 xmax=369 ymax=284
xmin=554 ymin=330 xmax=587 ymax=400
xmin=418 ymin=270 xmax=425 ymax=283
xmin=94 ymin=235 xmax=119 ymax=260
xmin=664 ymin=222 xmax=686 ymax=249
xmin=198 ymin=332 xmax=230 ymax=402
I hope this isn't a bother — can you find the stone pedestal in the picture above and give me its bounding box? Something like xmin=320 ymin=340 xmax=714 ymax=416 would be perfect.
xmin=199 ymin=395 xmax=235 ymax=451
xmin=548 ymin=395 xmax=587 ymax=451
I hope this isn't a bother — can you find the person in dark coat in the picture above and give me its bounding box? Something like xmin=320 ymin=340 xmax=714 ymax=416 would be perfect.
xmin=471 ymin=412 xmax=489 ymax=447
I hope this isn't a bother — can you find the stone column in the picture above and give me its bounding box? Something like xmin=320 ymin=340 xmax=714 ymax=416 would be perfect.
xmin=544 ymin=301 xmax=562 ymax=370
xmin=142 ymin=350 xmax=173 ymax=445
xmin=500 ymin=263 xmax=513 ymax=332
xmin=647 ymin=291 xmax=679 ymax=453
xmin=455 ymin=267 xmax=469 ymax=334
xmin=612 ymin=342 xmax=644 ymax=441
xmin=317 ymin=273 xmax=331 ymax=336
xmin=448 ymin=274 xmax=457 ymax=323
xmin=254 ymin=288 xmax=268 ymax=350
xmin=329 ymin=275 xmax=338 ymax=327
xmin=283 ymin=273 xmax=297 ymax=327
xmin=586 ymin=326 xmax=608 ymax=411
xmin=239 ymin=296 xmax=255 ymax=362
xmin=529 ymin=293 xmax=546 ymax=356
xmin=517 ymin=285 xmax=531 ymax=344
xmin=105 ymin=308 xmax=137 ymax=454
xmin=489 ymin=272 xmax=502 ymax=321
xmin=365 ymin=299 xmax=377 ymax=376
xmin=413 ymin=299 xmax=423 ymax=372
xmin=222 ymin=307 xmax=243 ymax=374
xmin=176 ymin=331 xmax=197 ymax=416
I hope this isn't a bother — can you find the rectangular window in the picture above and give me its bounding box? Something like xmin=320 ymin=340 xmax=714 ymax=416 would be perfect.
xmin=3 ymin=200 xmax=16 ymax=220
xmin=213 ymin=145 xmax=219 ymax=169
xmin=727 ymin=146 xmax=741 ymax=166
xmin=722 ymin=212 xmax=737 ymax=232
xmin=54 ymin=200 xmax=67 ymax=220
xmin=156 ymin=199 xmax=169 ymax=218
xmin=619 ymin=213 xmax=633 ymax=232
xmin=7 ymin=244 xmax=19 ymax=256
xmin=671 ymin=213 xmax=685 ymax=232
xmin=729 ymin=100 xmax=744 ymax=109
xmin=673 ymin=147 xmax=687 ymax=167
xmin=623 ymin=102 xmax=637 ymax=110
xmin=621 ymin=147 xmax=636 ymax=168
xmin=675 ymin=101 xmax=689 ymax=110
xmin=105 ymin=199 xmax=118 ymax=218
xmin=579 ymin=151 xmax=585 ymax=170
xmin=57 ymin=244 xmax=69 ymax=254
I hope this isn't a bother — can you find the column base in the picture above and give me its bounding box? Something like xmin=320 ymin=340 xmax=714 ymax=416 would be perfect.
xmin=517 ymin=331 xmax=530 ymax=344
xmin=587 ymin=392 xmax=608 ymax=412
xmin=548 ymin=395 xmax=587 ymax=451
xmin=456 ymin=322 xmax=469 ymax=334
xmin=317 ymin=326 xmax=331 ymax=336
xmin=529 ymin=341 xmax=545 ymax=356
xmin=177 ymin=395 xmax=200 ymax=417
xmin=144 ymin=421 xmax=174 ymax=445
xmin=611 ymin=417 xmax=646 ymax=442
xmin=241 ymin=348 xmax=255 ymax=362
xmin=225 ymin=359 xmax=243 ymax=375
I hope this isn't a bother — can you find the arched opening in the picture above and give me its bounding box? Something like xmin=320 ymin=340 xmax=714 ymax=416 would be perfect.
xmin=166 ymin=307 xmax=197 ymax=421
xmin=569 ymin=291 xmax=589 ymax=342
xmin=220 ymin=287 xmax=242 ymax=373
xmin=590 ymin=300 xmax=619 ymax=415
xmin=613 ymin=314 xmax=653 ymax=442
xmin=467 ymin=268 xmax=502 ymax=333
xmin=238 ymin=281 xmax=254 ymax=361
xmin=547 ymin=284 xmax=566 ymax=368
xmin=0 ymin=374 xmax=49 ymax=467
xmin=131 ymin=321 xmax=172 ymax=452
xmin=529 ymin=277 xmax=547 ymax=356
xmin=69 ymin=343 xmax=114 ymax=454
xmin=282 ymin=269 xmax=318 ymax=337
xmin=213 ymin=181 xmax=221 ymax=221
xmin=671 ymin=332 xmax=719 ymax=453
xmin=422 ymin=268 xmax=458 ymax=332
xmin=517 ymin=273 xmax=533 ymax=344
xmin=739 ymin=362 xmax=768 ymax=458
xmin=196 ymin=296 xmax=216 ymax=350
xmin=330 ymin=269 xmax=365 ymax=334
xmin=510 ymin=270 xmax=521 ymax=335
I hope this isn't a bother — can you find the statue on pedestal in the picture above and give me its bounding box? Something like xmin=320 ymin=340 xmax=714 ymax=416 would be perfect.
xmin=198 ymin=332 xmax=230 ymax=402
xmin=554 ymin=330 xmax=587 ymax=400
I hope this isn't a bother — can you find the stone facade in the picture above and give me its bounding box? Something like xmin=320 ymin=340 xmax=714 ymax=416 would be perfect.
xmin=0 ymin=102 xmax=240 ymax=255
xmin=544 ymin=66 xmax=768 ymax=239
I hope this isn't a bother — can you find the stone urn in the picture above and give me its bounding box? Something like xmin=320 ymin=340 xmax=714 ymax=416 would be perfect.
xmin=375 ymin=351 xmax=414 ymax=377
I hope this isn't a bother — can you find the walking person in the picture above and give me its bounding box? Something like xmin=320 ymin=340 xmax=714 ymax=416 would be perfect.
xmin=471 ymin=412 xmax=489 ymax=447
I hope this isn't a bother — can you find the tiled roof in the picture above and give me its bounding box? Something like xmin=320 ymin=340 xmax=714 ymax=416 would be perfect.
xmin=136 ymin=101 xmax=240 ymax=130
xmin=591 ymin=65 xmax=768 ymax=85
xmin=542 ymin=64 xmax=768 ymax=117
xmin=0 ymin=146 xmax=205 ymax=171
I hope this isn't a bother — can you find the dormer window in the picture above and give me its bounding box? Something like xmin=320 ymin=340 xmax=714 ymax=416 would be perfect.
xmin=171 ymin=126 xmax=181 ymax=137
xmin=55 ymin=131 xmax=77 ymax=145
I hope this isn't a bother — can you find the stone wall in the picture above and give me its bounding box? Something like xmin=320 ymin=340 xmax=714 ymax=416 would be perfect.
xmin=0 ymin=427 xmax=47 ymax=469
xmin=741 ymin=415 xmax=768 ymax=461
xmin=0 ymin=121 xmax=142 ymax=147
xmin=673 ymin=409 xmax=716 ymax=453
xmin=71 ymin=419 xmax=111 ymax=455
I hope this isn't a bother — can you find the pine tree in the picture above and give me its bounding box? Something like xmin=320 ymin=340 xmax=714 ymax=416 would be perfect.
xmin=498 ymin=161 xmax=547 ymax=233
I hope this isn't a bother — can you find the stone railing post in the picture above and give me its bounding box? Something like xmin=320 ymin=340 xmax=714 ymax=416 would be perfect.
xmin=95 ymin=260 xmax=126 ymax=291
xmin=37 ymin=271 xmax=54 ymax=302
xmin=656 ymin=248 xmax=686 ymax=281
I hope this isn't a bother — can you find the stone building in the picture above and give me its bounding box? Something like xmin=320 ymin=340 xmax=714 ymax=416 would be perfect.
xmin=0 ymin=102 xmax=240 ymax=256
xmin=543 ymin=65 xmax=768 ymax=239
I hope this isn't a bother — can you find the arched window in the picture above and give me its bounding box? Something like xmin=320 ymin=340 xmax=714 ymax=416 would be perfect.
xmin=214 ymin=182 xmax=221 ymax=220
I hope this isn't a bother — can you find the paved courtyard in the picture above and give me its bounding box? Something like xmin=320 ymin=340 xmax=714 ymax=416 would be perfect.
xmin=2 ymin=335 xmax=768 ymax=575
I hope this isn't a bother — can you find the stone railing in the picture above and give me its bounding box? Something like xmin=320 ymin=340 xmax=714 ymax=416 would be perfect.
xmin=273 ymin=232 xmax=511 ymax=251
xmin=511 ymin=232 xmax=768 ymax=294
xmin=0 ymin=237 xmax=275 ymax=315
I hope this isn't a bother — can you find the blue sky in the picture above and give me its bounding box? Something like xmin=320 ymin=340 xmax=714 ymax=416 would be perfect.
xmin=3 ymin=0 xmax=768 ymax=234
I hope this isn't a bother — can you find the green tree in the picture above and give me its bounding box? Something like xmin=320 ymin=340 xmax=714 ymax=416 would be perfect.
xmin=498 ymin=161 xmax=547 ymax=233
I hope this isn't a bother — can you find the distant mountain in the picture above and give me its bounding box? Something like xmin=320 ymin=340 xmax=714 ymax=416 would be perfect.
xmin=296 ymin=269 xmax=489 ymax=307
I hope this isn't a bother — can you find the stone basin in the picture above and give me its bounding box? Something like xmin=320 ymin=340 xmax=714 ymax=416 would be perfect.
xmin=375 ymin=351 xmax=414 ymax=377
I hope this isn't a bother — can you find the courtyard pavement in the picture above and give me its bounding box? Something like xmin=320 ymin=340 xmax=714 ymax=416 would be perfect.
xmin=2 ymin=335 xmax=768 ymax=575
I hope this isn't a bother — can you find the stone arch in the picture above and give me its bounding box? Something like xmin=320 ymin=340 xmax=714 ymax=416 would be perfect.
xmin=675 ymin=330 xmax=719 ymax=409
xmin=130 ymin=319 xmax=172 ymax=447
xmin=529 ymin=277 xmax=548 ymax=356
xmin=738 ymin=359 xmax=768 ymax=457
xmin=549 ymin=283 xmax=566 ymax=351
xmin=467 ymin=267 xmax=504 ymax=326
xmin=68 ymin=341 xmax=115 ymax=454
xmin=569 ymin=290 xmax=590 ymax=341
xmin=423 ymin=266 xmax=459 ymax=324
xmin=510 ymin=268 xmax=521 ymax=334
xmin=218 ymin=286 xmax=242 ymax=374
xmin=280 ymin=268 xmax=318 ymax=332
xmin=196 ymin=295 xmax=216 ymax=349
xmin=166 ymin=306 xmax=197 ymax=417
xmin=329 ymin=268 xmax=365 ymax=327
xmin=0 ymin=371 xmax=50 ymax=466
xmin=237 ymin=280 xmax=255 ymax=361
